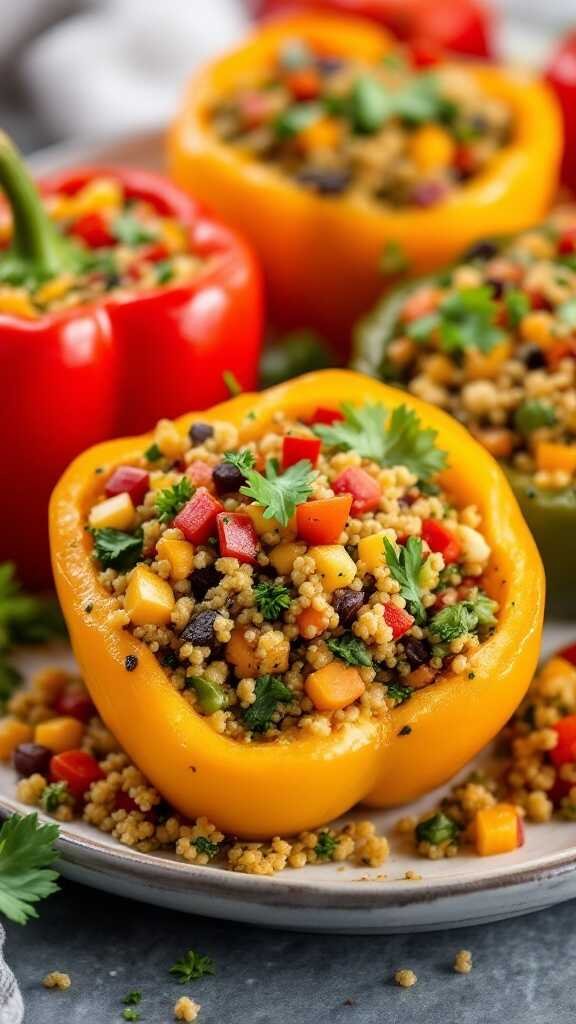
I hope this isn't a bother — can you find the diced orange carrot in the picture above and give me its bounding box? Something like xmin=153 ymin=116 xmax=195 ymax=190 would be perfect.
xmin=297 ymin=117 xmax=342 ymax=154
xmin=285 ymin=67 xmax=322 ymax=101
xmin=406 ymin=665 xmax=436 ymax=689
xmin=409 ymin=124 xmax=455 ymax=173
xmin=400 ymin=286 xmax=442 ymax=324
xmin=296 ymin=495 xmax=352 ymax=545
xmin=474 ymin=427 xmax=515 ymax=459
xmin=297 ymin=606 xmax=328 ymax=639
xmin=465 ymin=339 xmax=511 ymax=381
xmin=474 ymin=803 xmax=523 ymax=856
xmin=535 ymin=441 xmax=576 ymax=475
xmin=305 ymin=663 xmax=365 ymax=711
xmin=226 ymin=628 xmax=258 ymax=679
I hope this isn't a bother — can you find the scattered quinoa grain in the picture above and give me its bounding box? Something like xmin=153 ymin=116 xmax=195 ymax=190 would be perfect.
xmin=454 ymin=950 xmax=473 ymax=974
xmin=394 ymin=969 xmax=417 ymax=988
xmin=174 ymin=996 xmax=201 ymax=1021
xmin=42 ymin=972 xmax=71 ymax=990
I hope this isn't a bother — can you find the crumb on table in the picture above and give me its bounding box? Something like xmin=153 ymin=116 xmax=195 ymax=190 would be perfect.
xmin=174 ymin=995 xmax=201 ymax=1021
xmin=394 ymin=968 xmax=417 ymax=988
xmin=454 ymin=949 xmax=473 ymax=974
xmin=42 ymin=971 xmax=71 ymax=990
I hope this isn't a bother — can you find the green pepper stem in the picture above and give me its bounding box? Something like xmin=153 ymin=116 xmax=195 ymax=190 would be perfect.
xmin=0 ymin=130 xmax=75 ymax=277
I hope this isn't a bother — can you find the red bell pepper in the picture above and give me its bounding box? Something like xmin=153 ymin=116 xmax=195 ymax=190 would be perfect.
xmin=333 ymin=466 xmax=380 ymax=516
xmin=174 ymin=488 xmax=224 ymax=544
xmin=421 ymin=518 xmax=461 ymax=564
xmin=0 ymin=134 xmax=262 ymax=588
xmin=53 ymin=691 xmax=96 ymax=723
xmin=383 ymin=602 xmax=414 ymax=638
xmin=550 ymin=716 xmax=576 ymax=768
xmin=251 ymin=0 xmax=493 ymax=58
xmin=282 ymin=435 xmax=321 ymax=469
xmin=217 ymin=512 xmax=260 ymax=563
xmin=105 ymin=466 xmax=150 ymax=505
xmin=296 ymin=494 xmax=352 ymax=544
xmin=546 ymin=32 xmax=576 ymax=193
xmin=50 ymin=749 xmax=104 ymax=798
xmin=310 ymin=407 xmax=344 ymax=426
xmin=559 ymin=643 xmax=576 ymax=667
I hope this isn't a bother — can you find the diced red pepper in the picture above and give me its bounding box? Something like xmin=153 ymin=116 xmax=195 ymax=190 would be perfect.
xmin=422 ymin=518 xmax=461 ymax=564
xmin=383 ymin=603 xmax=414 ymax=639
xmin=140 ymin=242 xmax=170 ymax=263
xmin=105 ymin=465 xmax=150 ymax=506
xmin=282 ymin=435 xmax=321 ymax=470
xmin=400 ymin=286 xmax=441 ymax=323
xmin=70 ymin=211 xmax=114 ymax=248
xmin=551 ymin=715 xmax=576 ymax=767
xmin=53 ymin=691 xmax=96 ymax=723
xmin=217 ymin=512 xmax=259 ymax=564
xmin=50 ymin=749 xmax=104 ymax=799
xmin=296 ymin=494 xmax=352 ymax=545
xmin=409 ymin=38 xmax=444 ymax=68
xmin=310 ymin=407 xmax=344 ymax=425
xmin=333 ymin=467 xmax=381 ymax=516
xmin=559 ymin=642 xmax=576 ymax=666
xmin=115 ymin=789 xmax=139 ymax=813
xmin=558 ymin=225 xmax=576 ymax=255
xmin=174 ymin=487 xmax=224 ymax=544
xmin=186 ymin=459 xmax=214 ymax=489
xmin=285 ymin=68 xmax=322 ymax=100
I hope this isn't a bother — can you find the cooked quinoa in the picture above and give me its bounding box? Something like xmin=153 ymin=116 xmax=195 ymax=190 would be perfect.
xmin=362 ymin=208 xmax=576 ymax=488
xmin=85 ymin=399 xmax=498 ymax=744
xmin=0 ymin=176 xmax=201 ymax=319
xmin=42 ymin=972 xmax=71 ymax=991
xmin=454 ymin=950 xmax=473 ymax=974
xmin=174 ymin=996 xmax=201 ymax=1022
xmin=210 ymin=39 xmax=512 ymax=207
xmin=394 ymin=969 xmax=417 ymax=988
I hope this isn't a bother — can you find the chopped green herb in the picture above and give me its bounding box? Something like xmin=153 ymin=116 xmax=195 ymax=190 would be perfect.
xmin=193 ymin=836 xmax=220 ymax=860
xmin=169 ymin=949 xmax=216 ymax=984
xmin=155 ymin=259 xmax=174 ymax=285
xmin=155 ymin=477 xmax=193 ymax=523
xmin=313 ymin=402 xmax=447 ymax=481
xmin=40 ymin=782 xmax=69 ymax=814
xmin=314 ymin=831 xmax=339 ymax=860
xmin=253 ymin=581 xmax=291 ymax=621
xmin=383 ymin=536 xmax=426 ymax=624
xmin=122 ymin=1009 xmax=141 ymax=1022
xmin=122 ymin=992 xmax=142 ymax=1006
xmin=91 ymin=527 xmax=143 ymax=571
xmin=415 ymin=811 xmax=459 ymax=846
xmin=326 ymin=632 xmax=372 ymax=667
xmin=380 ymin=240 xmax=410 ymax=275
xmin=349 ymin=75 xmax=391 ymax=133
xmin=0 ymin=813 xmax=60 ymax=924
xmin=349 ymin=71 xmax=444 ymax=134
xmin=187 ymin=676 xmax=228 ymax=715
xmin=112 ymin=212 xmax=156 ymax=247
xmin=275 ymin=103 xmax=322 ymax=139
xmin=514 ymin=400 xmax=556 ymax=436
xmin=429 ymin=602 xmax=478 ymax=642
xmin=222 ymin=369 xmax=242 ymax=396
xmin=243 ymin=675 xmax=293 ymax=733
xmin=558 ymin=297 xmax=576 ymax=327
xmin=144 ymin=442 xmax=162 ymax=462
xmin=223 ymin=449 xmax=256 ymax=474
xmin=505 ymin=288 xmax=531 ymax=328
xmin=226 ymin=456 xmax=316 ymax=527
xmin=409 ymin=286 xmax=504 ymax=355
xmin=259 ymin=330 xmax=332 ymax=388
xmin=386 ymin=683 xmax=413 ymax=705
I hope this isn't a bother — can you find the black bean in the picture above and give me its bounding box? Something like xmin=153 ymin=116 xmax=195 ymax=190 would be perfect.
xmin=189 ymin=564 xmax=223 ymax=601
xmin=189 ymin=422 xmax=214 ymax=445
xmin=486 ymin=277 xmax=505 ymax=299
xmin=402 ymin=637 xmax=431 ymax=669
xmin=331 ymin=588 xmax=365 ymax=627
xmin=13 ymin=743 xmax=52 ymax=778
xmin=464 ymin=239 xmax=499 ymax=262
xmin=180 ymin=609 xmax=219 ymax=647
xmin=213 ymin=461 xmax=245 ymax=495
xmin=296 ymin=168 xmax=352 ymax=195
xmin=518 ymin=343 xmax=546 ymax=370
xmin=124 ymin=655 xmax=138 ymax=672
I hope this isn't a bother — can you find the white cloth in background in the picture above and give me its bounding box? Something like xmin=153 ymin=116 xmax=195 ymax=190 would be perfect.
xmin=0 ymin=926 xmax=23 ymax=1024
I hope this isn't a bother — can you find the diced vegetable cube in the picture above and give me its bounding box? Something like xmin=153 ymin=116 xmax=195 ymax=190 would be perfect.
xmin=124 ymin=565 xmax=175 ymax=626
xmin=105 ymin=466 xmax=149 ymax=506
xmin=333 ymin=467 xmax=381 ymax=516
xmin=282 ymin=436 xmax=321 ymax=469
xmin=226 ymin=628 xmax=258 ymax=678
xmin=173 ymin=488 xmax=224 ymax=544
xmin=185 ymin=460 xmax=214 ymax=489
xmin=217 ymin=513 xmax=259 ymax=564
xmin=550 ymin=715 xmax=576 ymax=767
xmin=474 ymin=804 xmax=523 ymax=856
xmin=357 ymin=531 xmax=387 ymax=571
xmin=88 ymin=492 xmax=135 ymax=531
xmin=243 ymin=504 xmax=281 ymax=535
xmin=269 ymin=541 xmax=306 ymax=575
xmin=156 ymin=536 xmax=195 ymax=581
xmin=296 ymin=495 xmax=352 ymax=545
xmin=54 ymin=692 xmax=95 ymax=722
xmin=310 ymin=407 xmax=344 ymax=425
xmin=309 ymin=544 xmax=357 ymax=593
xmin=50 ymin=749 xmax=104 ymax=798
xmin=383 ymin=603 xmax=414 ymax=639
xmin=305 ymin=663 xmax=365 ymax=711
xmin=35 ymin=716 xmax=85 ymax=754
xmin=421 ymin=519 xmax=461 ymax=564
xmin=0 ymin=719 xmax=33 ymax=761
xmin=153 ymin=418 xmax=184 ymax=459
xmin=296 ymin=606 xmax=328 ymax=638
xmin=535 ymin=441 xmax=576 ymax=474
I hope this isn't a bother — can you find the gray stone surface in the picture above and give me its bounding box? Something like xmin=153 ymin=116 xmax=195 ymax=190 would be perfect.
xmin=5 ymin=879 xmax=576 ymax=1024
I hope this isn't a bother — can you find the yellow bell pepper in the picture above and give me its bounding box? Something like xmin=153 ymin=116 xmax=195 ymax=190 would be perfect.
xmin=168 ymin=14 xmax=562 ymax=355
xmin=50 ymin=370 xmax=544 ymax=837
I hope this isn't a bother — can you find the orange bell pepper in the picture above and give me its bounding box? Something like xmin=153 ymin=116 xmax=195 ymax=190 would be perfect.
xmin=50 ymin=370 xmax=543 ymax=837
xmin=168 ymin=13 xmax=562 ymax=355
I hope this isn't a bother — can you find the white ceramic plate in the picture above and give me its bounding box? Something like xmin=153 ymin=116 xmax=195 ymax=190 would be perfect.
xmin=0 ymin=627 xmax=574 ymax=934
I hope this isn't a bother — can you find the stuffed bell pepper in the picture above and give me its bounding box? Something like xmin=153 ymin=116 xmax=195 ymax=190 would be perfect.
xmin=0 ymin=133 xmax=262 ymax=588
xmin=168 ymin=13 xmax=561 ymax=355
xmin=50 ymin=369 xmax=543 ymax=838
xmin=354 ymin=208 xmax=576 ymax=618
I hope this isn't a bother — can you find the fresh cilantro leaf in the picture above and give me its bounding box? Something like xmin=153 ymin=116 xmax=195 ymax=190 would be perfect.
xmin=275 ymin=103 xmax=322 ymax=139
xmin=193 ymin=836 xmax=220 ymax=860
xmin=349 ymin=75 xmax=392 ymax=133
xmin=380 ymin=240 xmax=410 ymax=275
xmin=223 ymin=450 xmax=256 ymax=474
xmin=558 ymin=297 xmax=576 ymax=328
xmin=349 ymin=71 xmax=444 ymax=134
xmin=314 ymin=831 xmax=338 ymax=860
xmin=234 ymin=458 xmax=316 ymax=527
xmin=415 ymin=811 xmax=459 ymax=846
xmin=514 ymin=400 xmax=557 ymax=436
xmin=505 ymin=288 xmax=531 ymax=328
xmin=429 ymin=602 xmax=478 ymax=642
xmin=222 ymin=369 xmax=242 ymax=396
xmin=383 ymin=536 xmax=426 ymax=624
xmin=169 ymin=949 xmax=216 ymax=984
xmin=112 ymin=212 xmax=156 ymax=247
xmin=144 ymin=442 xmax=162 ymax=462
xmin=155 ymin=478 xmax=193 ymax=523
xmin=253 ymin=581 xmax=291 ymax=620
xmin=40 ymin=782 xmax=69 ymax=814
xmin=0 ymin=813 xmax=60 ymax=924
xmin=386 ymin=683 xmax=413 ymax=705
xmin=243 ymin=675 xmax=293 ymax=733
xmin=122 ymin=1009 xmax=141 ymax=1022
xmin=326 ymin=632 xmax=372 ymax=667
xmin=438 ymin=287 xmax=504 ymax=355
xmin=314 ymin=402 xmax=447 ymax=481
xmin=91 ymin=528 xmax=143 ymax=571
xmin=123 ymin=992 xmax=142 ymax=1006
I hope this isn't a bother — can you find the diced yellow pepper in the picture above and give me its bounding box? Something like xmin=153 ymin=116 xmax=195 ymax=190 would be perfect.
xmin=154 ymin=418 xmax=185 ymax=459
xmin=475 ymin=803 xmax=521 ymax=856
xmin=150 ymin=472 xmax=177 ymax=491
xmin=35 ymin=716 xmax=84 ymax=754
xmin=161 ymin=218 xmax=188 ymax=253
xmin=157 ymin=536 xmax=195 ymax=581
xmin=0 ymin=719 xmax=33 ymax=761
xmin=536 ymin=442 xmax=576 ymax=475
xmin=419 ymin=556 xmax=439 ymax=590
xmin=0 ymin=288 xmax=37 ymax=319
xmin=88 ymin=492 xmax=135 ymax=531
xmin=305 ymin=663 xmax=365 ymax=711
xmin=309 ymin=545 xmax=357 ymax=593
xmin=269 ymin=541 xmax=306 ymax=576
xmin=243 ymin=504 xmax=280 ymax=535
xmin=465 ymin=339 xmax=512 ymax=381
xmin=297 ymin=117 xmax=343 ymax=155
xmin=538 ymin=656 xmax=576 ymax=689
xmin=226 ymin=628 xmax=258 ymax=678
xmin=124 ymin=566 xmax=175 ymax=626
xmin=357 ymin=532 xmax=387 ymax=572
xmin=409 ymin=124 xmax=455 ymax=174
xmin=34 ymin=274 xmax=74 ymax=305
xmin=69 ymin=178 xmax=123 ymax=217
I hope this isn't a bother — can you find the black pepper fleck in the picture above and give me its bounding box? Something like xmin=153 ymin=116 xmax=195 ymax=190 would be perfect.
xmin=398 ymin=725 xmax=412 ymax=736
xmin=84 ymin=603 xmax=93 ymax=614
xmin=124 ymin=655 xmax=138 ymax=672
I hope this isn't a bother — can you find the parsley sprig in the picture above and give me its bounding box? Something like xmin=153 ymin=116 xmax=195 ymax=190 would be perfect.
xmin=169 ymin=949 xmax=216 ymax=984
xmin=253 ymin=581 xmax=291 ymax=621
xmin=91 ymin=527 xmax=143 ymax=571
xmin=326 ymin=632 xmax=372 ymax=667
xmin=155 ymin=477 xmax=193 ymax=523
xmin=224 ymin=452 xmax=316 ymax=527
xmin=408 ymin=286 xmax=504 ymax=356
xmin=313 ymin=402 xmax=447 ymax=481
xmin=429 ymin=592 xmax=498 ymax=643
xmin=314 ymin=831 xmax=339 ymax=860
xmin=383 ymin=536 xmax=426 ymax=624
xmin=243 ymin=675 xmax=293 ymax=733
xmin=0 ymin=813 xmax=60 ymax=924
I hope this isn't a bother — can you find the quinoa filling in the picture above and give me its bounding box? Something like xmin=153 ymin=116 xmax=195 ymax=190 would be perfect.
xmin=86 ymin=401 xmax=498 ymax=743
xmin=0 ymin=176 xmax=202 ymax=318
xmin=210 ymin=39 xmax=512 ymax=207
xmin=366 ymin=209 xmax=576 ymax=489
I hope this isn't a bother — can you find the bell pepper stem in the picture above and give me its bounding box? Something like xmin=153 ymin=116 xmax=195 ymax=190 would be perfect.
xmin=0 ymin=130 xmax=76 ymax=279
